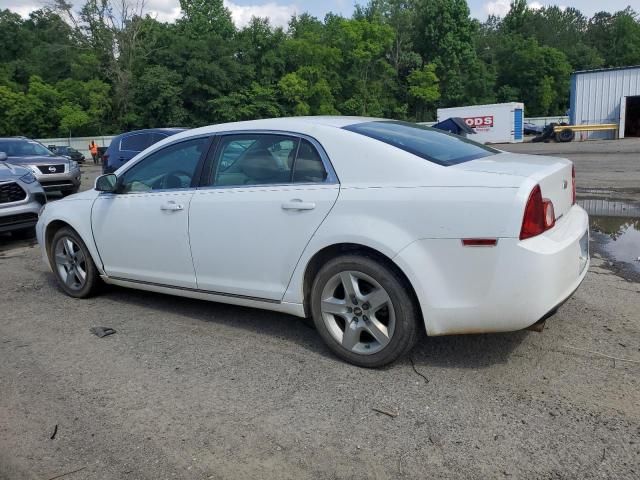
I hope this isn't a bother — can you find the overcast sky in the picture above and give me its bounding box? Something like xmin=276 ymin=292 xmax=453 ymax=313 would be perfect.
xmin=0 ymin=0 xmax=636 ymax=27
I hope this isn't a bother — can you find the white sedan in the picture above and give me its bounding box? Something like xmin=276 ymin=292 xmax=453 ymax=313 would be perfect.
xmin=36 ymin=117 xmax=589 ymax=367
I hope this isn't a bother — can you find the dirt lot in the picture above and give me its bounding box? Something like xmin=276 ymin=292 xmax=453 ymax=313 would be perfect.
xmin=1 ymin=144 xmax=639 ymax=479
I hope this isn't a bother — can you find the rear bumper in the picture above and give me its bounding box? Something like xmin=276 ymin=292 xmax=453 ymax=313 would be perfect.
xmin=394 ymin=204 xmax=589 ymax=336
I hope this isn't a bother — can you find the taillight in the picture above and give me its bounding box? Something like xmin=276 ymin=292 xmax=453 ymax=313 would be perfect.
xmin=543 ymin=198 xmax=555 ymax=229
xmin=520 ymin=185 xmax=555 ymax=240
xmin=571 ymin=164 xmax=576 ymax=205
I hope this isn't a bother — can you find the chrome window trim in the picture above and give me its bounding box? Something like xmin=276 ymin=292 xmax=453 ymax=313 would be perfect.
xmin=112 ymin=129 xmax=339 ymax=194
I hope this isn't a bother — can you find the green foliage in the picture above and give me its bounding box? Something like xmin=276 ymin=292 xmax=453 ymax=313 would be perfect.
xmin=587 ymin=8 xmax=640 ymax=67
xmin=210 ymin=83 xmax=282 ymax=122
xmin=0 ymin=0 xmax=639 ymax=136
xmin=407 ymin=64 xmax=440 ymax=120
xmin=132 ymin=66 xmax=187 ymax=128
xmin=493 ymin=35 xmax=571 ymax=115
xmin=58 ymin=103 xmax=91 ymax=134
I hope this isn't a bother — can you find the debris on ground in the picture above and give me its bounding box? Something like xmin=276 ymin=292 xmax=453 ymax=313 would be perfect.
xmin=47 ymin=466 xmax=86 ymax=480
xmin=89 ymin=327 xmax=116 ymax=338
xmin=409 ymin=357 xmax=429 ymax=384
xmin=371 ymin=407 xmax=398 ymax=418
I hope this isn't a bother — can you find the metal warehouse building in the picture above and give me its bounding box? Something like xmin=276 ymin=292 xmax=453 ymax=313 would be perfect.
xmin=570 ymin=65 xmax=640 ymax=139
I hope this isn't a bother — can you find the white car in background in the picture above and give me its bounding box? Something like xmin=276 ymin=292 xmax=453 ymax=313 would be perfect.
xmin=36 ymin=117 xmax=589 ymax=367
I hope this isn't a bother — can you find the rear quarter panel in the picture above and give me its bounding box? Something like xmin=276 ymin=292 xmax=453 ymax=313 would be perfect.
xmin=282 ymin=183 xmax=525 ymax=305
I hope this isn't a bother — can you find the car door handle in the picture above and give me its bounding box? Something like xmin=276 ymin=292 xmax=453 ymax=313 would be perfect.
xmin=282 ymin=200 xmax=316 ymax=211
xmin=160 ymin=201 xmax=184 ymax=211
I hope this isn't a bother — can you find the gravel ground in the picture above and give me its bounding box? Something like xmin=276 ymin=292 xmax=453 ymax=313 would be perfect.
xmin=1 ymin=145 xmax=639 ymax=479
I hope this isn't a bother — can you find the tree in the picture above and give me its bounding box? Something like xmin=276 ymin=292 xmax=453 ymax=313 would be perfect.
xmin=407 ymin=64 xmax=440 ymax=120
xmin=131 ymin=66 xmax=187 ymax=128
xmin=411 ymin=0 xmax=480 ymax=105
xmin=586 ymin=9 xmax=640 ymax=67
xmin=178 ymin=0 xmax=234 ymax=38
xmin=494 ymin=36 xmax=571 ymax=115
xmin=210 ymin=83 xmax=282 ymax=122
xmin=58 ymin=103 xmax=91 ymax=135
xmin=0 ymin=0 xmax=635 ymax=136
xmin=236 ymin=17 xmax=287 ymax=87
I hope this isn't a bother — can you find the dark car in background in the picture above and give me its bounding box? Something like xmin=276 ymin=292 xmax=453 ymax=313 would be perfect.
xmin=48 ymin=145 xmax=86 ymax=163
xmin=103 ymin=128 xmax=186 ymax=173
xmin=0 ymin=138 xmax=81 ymax=196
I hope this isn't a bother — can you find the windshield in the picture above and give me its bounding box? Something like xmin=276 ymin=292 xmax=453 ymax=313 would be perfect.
xmin=0 ymin=139 xmax=55 ymax=157
xmin=343 ymin=121 xmax=498 ymax=166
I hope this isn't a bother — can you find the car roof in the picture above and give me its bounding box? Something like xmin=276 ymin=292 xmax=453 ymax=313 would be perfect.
xmin=212 ymin=116 xmax=378 ymax=130
xmin=163 ymin=117 xmax=382 ymax=140
xmin=117 ymin=128 xmax=187 ymax=137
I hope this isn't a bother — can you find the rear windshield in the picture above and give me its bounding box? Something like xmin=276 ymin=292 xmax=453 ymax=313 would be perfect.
xmin=343 ymin=121 xmax=498 ymax=166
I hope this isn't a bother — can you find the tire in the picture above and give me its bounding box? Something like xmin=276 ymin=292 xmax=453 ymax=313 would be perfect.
xmin=49 ymin=227 xmax=101 ymax=298
xmin=311 ymin=254 xmax=419 ymax=367
xmin=555 ymin=128 xmax=575 ymax=143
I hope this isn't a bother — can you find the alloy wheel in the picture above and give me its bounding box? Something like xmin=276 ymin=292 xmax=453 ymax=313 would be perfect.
xmin=320 ymin=270 xmax=396 ymax=355
xmin=54 ymin=236 xmax=87 ymax=291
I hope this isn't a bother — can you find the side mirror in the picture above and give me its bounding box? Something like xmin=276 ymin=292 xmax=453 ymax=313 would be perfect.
xmin=95 ymin=173 xmax=118 ymax=193
xmin=0 ymin=152 xmax=7 ymax=161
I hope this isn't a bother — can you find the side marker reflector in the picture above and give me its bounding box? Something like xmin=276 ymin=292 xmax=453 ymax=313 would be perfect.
xmin=462 ymin=239 xmax=498 ymax=247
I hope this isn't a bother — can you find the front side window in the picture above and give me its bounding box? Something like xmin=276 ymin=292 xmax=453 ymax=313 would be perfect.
xmin=344 ymin=121 xmax=498 ymax=166
xmin=119 ymin=137 xmax=208 ymax=193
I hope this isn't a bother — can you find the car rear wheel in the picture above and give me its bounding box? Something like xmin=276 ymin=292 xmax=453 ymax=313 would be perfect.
xmin=50 ymin=227 xmax=100 ymax=298
xmin=311 ymin=254 xmax=419 ymax=367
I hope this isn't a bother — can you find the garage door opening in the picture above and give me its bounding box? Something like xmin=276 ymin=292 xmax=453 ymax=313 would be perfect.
xmin=623 ymin=96 xmax=640 ymax=137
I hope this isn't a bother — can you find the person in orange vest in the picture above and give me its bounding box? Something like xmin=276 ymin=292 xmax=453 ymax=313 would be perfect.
xmin=89 ymin=141 xmax=98 ymax=164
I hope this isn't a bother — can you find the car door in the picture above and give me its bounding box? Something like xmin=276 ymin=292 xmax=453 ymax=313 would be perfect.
xmin=189 ymin=133 xmax=340 ymax=301
xmin=92 ymin=136 xmax=211 ymax=288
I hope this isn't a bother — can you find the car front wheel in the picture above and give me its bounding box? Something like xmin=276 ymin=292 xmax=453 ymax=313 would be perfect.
xmin=49 ymin=227 xmax=100 ymax=298
xmin=311 ymin=254 xmax=419 ymax=367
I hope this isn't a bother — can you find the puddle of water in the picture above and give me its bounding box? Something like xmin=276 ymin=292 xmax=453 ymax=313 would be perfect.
xmin=578 ymin=199 xmax=640 ymax=275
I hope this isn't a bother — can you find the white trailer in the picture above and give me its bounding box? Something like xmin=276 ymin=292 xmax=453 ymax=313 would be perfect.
xmin=437 ymin=102 xmax=524 ymax=144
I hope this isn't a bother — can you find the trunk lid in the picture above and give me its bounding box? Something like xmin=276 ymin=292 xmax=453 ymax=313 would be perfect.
xmin=454 ymin=152 xmax=574 ymax=219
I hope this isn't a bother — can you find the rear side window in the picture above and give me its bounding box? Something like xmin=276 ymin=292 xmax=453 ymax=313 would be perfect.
xmin=344 ymin=121 xmax=498 ymax=166
xmin=208 ymin=134 xmax=299 ymax=187
xmin=151 ymin=133 xmax=169 ymax=144
xmin=292 ymin=139 xmax=327 ymax=183
xmin=120 ymin=133 xmax=154 ymax=152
